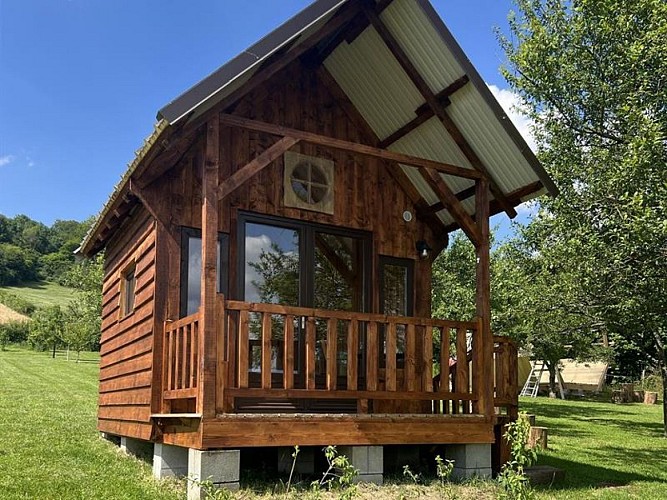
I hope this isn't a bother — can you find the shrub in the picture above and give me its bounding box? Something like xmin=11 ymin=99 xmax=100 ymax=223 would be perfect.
xmin=0 ymin=290 xmax=36 ymax=316
xmin=0 ymin=320 xmax=30 ymax=349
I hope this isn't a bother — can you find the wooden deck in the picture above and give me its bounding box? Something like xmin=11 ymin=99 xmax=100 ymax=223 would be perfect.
xmin=155 ymin=297 xmax=517 ymax=449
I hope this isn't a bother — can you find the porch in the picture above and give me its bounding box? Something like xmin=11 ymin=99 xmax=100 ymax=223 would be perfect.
xmin=154 ymin=296 xmax=517 ymax=448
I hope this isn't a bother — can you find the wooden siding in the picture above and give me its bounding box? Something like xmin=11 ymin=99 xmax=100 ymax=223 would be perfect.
xmin=98 ymin=208 xmax=157 ymax=441
xmin=146 ymin=58 xmax=436 ymax=319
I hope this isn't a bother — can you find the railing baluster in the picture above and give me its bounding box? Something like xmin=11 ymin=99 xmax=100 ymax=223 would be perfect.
xmin=423 ymin=325 xmax=433 ymax=392
xmin=406 ymin=323 xmax=417 ymax=392
xmin=238 ymin=310 xmax=249 ymax=388
xmin=174 ymin=327 xmax=182 ymax=390
xmin=283 ymin=315 xmax=294 ymax=390
xmin=385 ymin=322 xmax=397 ymax=391
xmin=456 ymin=326 xmax=469 ymax=413
xmin=366 ymin=321 xmax=378 ymax=391
xmin=189 ymin=323 xmax=196 ymax=388
xmin=440 ymin=325 xmax=450 ymax=414
xmin=306 ymin=317 xmax=316 ymax=390
xmin=167 ymin=328 xmax=174 ymax=391
xmin=261 ymin=313 xmax=272 ymax=389
xmin=347 ymin=319 xmax=358 ymax=391
xmin=181 ymin=324 xmax=189 ymax=389
xmin=326 ymin=318 xmax=338 ymax=390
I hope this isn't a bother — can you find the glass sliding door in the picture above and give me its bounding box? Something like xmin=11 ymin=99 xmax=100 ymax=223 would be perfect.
xmin=238 ymin=213 xmax=370 ymax=395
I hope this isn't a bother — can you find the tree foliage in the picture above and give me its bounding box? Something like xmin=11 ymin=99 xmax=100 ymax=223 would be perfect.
xmin=500 ymin=0 xmax=667 ymax=432
xmin=0 ymin=214 xmax=92 ymax=285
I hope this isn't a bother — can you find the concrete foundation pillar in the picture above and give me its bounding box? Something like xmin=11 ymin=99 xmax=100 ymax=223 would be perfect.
xmin=153 ymin=443 xmax=189 ymax=479
xmin=445 ymin=444 xmax=492 ymax=479
xmin=338 ymin=446 xmax=383 ymax=485
xmin=277 ymin=446 xmax=315 ymax=475
xmin=187 ymin=449 xmax=240 ymax=500
xmin=119 ymin=436 xmax=153 ymax=463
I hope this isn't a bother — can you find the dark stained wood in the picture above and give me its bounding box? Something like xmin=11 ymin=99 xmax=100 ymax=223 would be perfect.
xmin=455 ymin=326 xmax=469 ymax=414
xmin=200 ymin=415 xmax=494 ymax=448
xmin=419 ymin=167 xmax=481 ymax=246
xmin=366 ymin=321 xmax=379 ymax=391
xmin=475 ymin=179 xmax=493 ymax=419
xmin=238 ymin=310 xmax=249 ymax=388
xmin=261 ymin=313 xmax=272 ymax=389
xmin=385 ymin=322 xmax=397 ymax=392
xmin=219 ymin=113 xmax=482 ymax=180
xmin=198 ymin=117 xmax=220 ymax=418
xmin=347 ymin=319 xmax=359 ymax=391
xmin=326 ymin=318 xmax=338 ymax=390
xmin=283 ymin=315 xmax=295 ymax=390
xmin=378 ymin=75 xmax=470 ymax=149
xmin=306 ymin=317 xmax=316 ymax=390
xmin=423 ymin=326 xmax=433 ymax=392
xmin=361 ymin=3 xmax=516 ymax=219
xmin=313 ymin=64 xmax=448 ymax=242
xmin=217 ymin=136 xmax=299 ymax=200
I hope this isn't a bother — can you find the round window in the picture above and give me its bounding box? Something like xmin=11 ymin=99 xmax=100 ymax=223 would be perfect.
xmin=290 ymin=161 xmax=330 ymax=204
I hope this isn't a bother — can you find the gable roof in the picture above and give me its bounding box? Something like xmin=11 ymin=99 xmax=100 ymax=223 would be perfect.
xmin=80 ymin=0 xmax=556 ymax=256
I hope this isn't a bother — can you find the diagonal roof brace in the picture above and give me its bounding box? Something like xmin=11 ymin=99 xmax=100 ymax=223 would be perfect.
xmin=361 ymin=1 xmax=518 ymax=219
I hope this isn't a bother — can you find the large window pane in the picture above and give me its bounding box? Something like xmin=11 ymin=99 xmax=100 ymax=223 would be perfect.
xmin=313 ymin=232 xmax=363 ymax=312
xmin=244 ymin=223 xmax=300 ymax=306
xmin=181 ymin=230 xmax=227 ymax=317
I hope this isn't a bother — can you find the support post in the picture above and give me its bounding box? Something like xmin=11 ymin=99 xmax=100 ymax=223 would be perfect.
xmin=475 ymin=178 xmax=493 ymax=419
xmin=198 ymin=117 xmax=220 ymax=418
xmin=188 ymin=449 xmax=240 ymax=499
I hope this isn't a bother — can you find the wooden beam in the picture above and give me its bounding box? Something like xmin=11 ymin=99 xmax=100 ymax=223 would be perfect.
xmin=423 ymin=184 xmax=476 ymax=215
xmin=419 ymin=167 xmax=481 ymax=246
xmin=378 ymin=75 xmax=470 ymax=149
xmin=474 ymin=178 xmax=493 ymax=419
xmin=361 ymin=3 xmax=517 ymax=219
xmin=219 ymin=113 xmax=481 ymax=180
xmin=442 ymin=181 xmax=544 ymax=233
xmin=217 ymin=136 xmax=300 ymax=200
xmin=198 ymin=117 xmax=220 ymax=420
xmin=314 ymin=65 xmax=448 ymax=238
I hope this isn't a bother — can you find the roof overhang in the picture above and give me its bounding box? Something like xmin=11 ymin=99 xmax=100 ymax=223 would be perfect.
xmin=80 ymin=0 xmax=557 ymax=256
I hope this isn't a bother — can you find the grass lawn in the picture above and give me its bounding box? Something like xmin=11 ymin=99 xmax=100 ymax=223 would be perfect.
xmin=0 ymin=281 xmax=77 ymax=309
xmin=0 ymin=347 xmax=181 ymax=500
xmin=0 ymin=346 xmax=665 ymax=499
xmin=520 ymin=396 xmax=667 ymax=499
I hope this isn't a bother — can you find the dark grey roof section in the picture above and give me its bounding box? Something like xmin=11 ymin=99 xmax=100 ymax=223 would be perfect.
xmin=157 ymin=0 xmax=350 ymax=124
xmin=415 ymin=0 xmax=558 ymax=197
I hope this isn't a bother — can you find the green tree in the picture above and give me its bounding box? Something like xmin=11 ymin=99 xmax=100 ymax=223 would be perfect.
xmin=29 ymin=305 xmax=65 ymax=358
xmin=501 ymin=0 xmax=667 ymax=433
xmin=61 ymin=254 xmax=103 ymax=350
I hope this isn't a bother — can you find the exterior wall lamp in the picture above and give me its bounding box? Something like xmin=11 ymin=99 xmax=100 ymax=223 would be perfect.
xmin=416 ymin=240 xmax=432 ymax=260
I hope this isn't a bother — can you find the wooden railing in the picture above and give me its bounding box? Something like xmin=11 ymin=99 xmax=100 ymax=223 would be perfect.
xmin=222 ymin=301 xmax=484 ymax=415
xmin=163 ymin=311 xmax=200 ymax=400
xmin=493 ymin=335 xmax=519 ymax=418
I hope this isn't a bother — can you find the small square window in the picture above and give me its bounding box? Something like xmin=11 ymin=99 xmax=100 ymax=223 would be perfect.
xmin=120 ymin=263 xmax=136 ymax=317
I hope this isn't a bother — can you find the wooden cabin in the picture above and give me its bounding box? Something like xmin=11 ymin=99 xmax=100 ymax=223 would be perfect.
xmin=79 ymin=0 xmax=556 ymax=492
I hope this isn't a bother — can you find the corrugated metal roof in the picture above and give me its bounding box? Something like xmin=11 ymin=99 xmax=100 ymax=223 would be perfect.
xmin=83 ymin=0 xmax=557 ymax=254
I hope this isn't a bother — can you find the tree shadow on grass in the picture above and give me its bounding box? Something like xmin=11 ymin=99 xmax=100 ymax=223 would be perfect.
xmin=535 ymin=453 xmax=667 ymax=492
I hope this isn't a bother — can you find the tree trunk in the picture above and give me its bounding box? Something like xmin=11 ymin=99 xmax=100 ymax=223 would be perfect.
xmin=52 ymin=341 xmax=56 ymax=359
xmin=546 ymin=361 xmax=557 ymax=398
xmin=654 ymin=331 xmax=667 ymax=438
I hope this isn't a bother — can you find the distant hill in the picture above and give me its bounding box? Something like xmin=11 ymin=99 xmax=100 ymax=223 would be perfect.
xmin=0 ymin=281 xmax=77 ymax=310
xmin=0 ymin=303 xmax=30 ymax=324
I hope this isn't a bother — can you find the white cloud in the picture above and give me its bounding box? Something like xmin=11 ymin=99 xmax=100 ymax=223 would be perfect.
xmin=0 ymin=155 xmax=15 ymax=167
xmin=487 ymin=84 xmax=537 ymax=152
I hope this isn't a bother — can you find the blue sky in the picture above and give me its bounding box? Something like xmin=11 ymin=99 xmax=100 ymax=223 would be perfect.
xmin=0 ymin=0 xmax=533 ymax=235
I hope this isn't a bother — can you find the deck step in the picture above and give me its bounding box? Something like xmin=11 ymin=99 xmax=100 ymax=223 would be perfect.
xmin=151 ymin=413 xmax=202 ymax=419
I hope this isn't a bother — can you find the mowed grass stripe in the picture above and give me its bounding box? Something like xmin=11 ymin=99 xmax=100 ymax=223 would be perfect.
xmin=0 ymin=347 xmax=181 ymax=500
xmin=0 ymin=281 xmax=77 ymax=309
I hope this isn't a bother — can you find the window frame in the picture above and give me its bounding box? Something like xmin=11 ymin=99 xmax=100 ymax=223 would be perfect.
xmin=179 ymin=226 xmax=229 ymax=318
xmin=119 ymin=261 xmax=137 ymax=318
